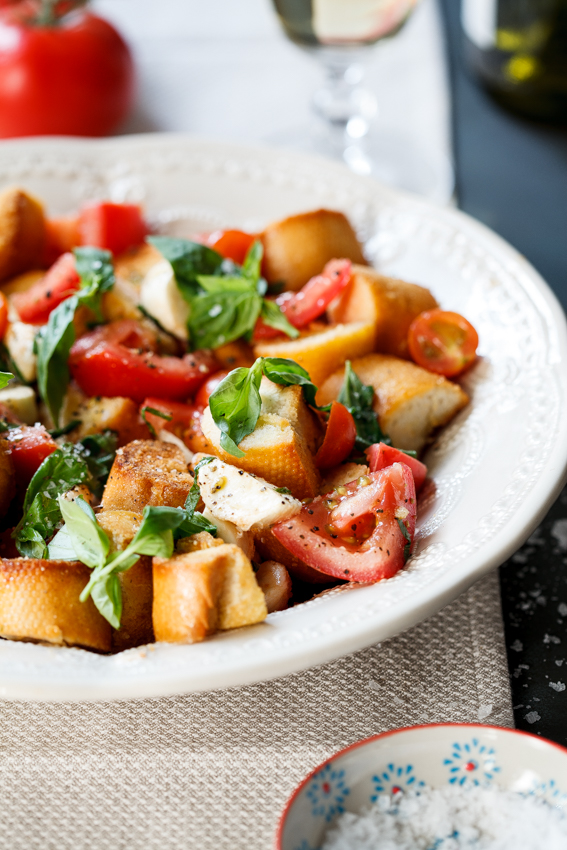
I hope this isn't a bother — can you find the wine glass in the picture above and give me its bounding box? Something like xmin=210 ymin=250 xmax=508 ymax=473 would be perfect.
xmin=270 ymin=0 xmax=453 ymax=201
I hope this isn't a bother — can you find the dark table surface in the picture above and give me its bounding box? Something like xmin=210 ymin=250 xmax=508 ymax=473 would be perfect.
xmin=440 ymin=0 xmax=567 ymax=744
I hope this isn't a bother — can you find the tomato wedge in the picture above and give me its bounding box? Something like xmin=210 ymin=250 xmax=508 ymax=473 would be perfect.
xmin=141 ymin=397 xmax=211 ymax=454
xmin=12 ymin=252 xmax=80 ymax=325
xmin=366 ymin=442 xmax=427 ymax=491
xmin=408 ymin=309 xmax=479 ymax=377
xmin=314 ymin=402 xmax=357 ymax=470
xmin=194 ymin=370 xmax=231 ymax=409
xmin=6 ymin=424 xmax=58 ymax=489
xmin=272 ymin=463 xmax=416 ymax=582
xmin=69 ymin=319 xmax=218 ymax=403
xmin=78 ymin=202 xmax=148 ymax=257
xmin=253 ymin=258 xmax=352 ymax=340
xmin=205 ymin=230 xmax=257 ymax=265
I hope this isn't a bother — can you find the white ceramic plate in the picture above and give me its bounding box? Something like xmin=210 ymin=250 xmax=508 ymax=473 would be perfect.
xmin=0 ymin=133 xmax=565 ymax=701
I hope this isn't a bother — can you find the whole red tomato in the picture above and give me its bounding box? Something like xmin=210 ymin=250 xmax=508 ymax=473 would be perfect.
xmin=0 ymin=1 xmax=135 ymax=137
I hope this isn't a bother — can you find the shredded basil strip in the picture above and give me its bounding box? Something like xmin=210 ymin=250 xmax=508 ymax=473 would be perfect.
xmin=396 ymin=517 xmax=412 ymax=564
xmin=338 ymin=360 xmax=391 ymax=451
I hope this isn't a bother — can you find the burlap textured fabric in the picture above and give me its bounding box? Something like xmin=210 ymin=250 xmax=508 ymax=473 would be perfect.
xmin=0 ymin=570 xmax=511 ymax=849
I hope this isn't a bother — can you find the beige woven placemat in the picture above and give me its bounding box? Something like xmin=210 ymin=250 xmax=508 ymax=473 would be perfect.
xmin=0 ymin=570 xmax=511 ymax=850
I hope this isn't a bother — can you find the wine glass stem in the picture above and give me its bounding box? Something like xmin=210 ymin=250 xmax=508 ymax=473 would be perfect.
xmin=311 ymin=55 xmax=378 ymax=141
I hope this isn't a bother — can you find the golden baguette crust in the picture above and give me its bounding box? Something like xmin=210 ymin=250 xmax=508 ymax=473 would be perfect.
xmin=102 ymin=440 xmax=193 ymax=512
xmin=97 ymin=510 xmax=154 ymax=651
xmin=317 ymin=354 xmax=469 ymax=453
xmin=200 ymin=408 xmax=320 ymax=499
xmin=254 ymin=322 xmax=375 ymax=389
xmin=176 ymin=531 xmax=224 ymax=554
xmin=152 ymin=544 xmax=266 ymax=644
xmin=0 ymin=558 xmax=111 ymax=651
xmin=261 ymin=209 xmax=367 ymax=291
xmin=0 ymin=437 xmax=15 ymax=518
xmin=0 ymin=188 xmax=46 ymax=281
xmin=327 ymin=265 xmax=439 ymax=359
xmin=259 ymin=377 xmax=323 ymax=456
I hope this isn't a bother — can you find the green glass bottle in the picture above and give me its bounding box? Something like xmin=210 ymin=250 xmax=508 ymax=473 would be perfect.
xmin=462 ymin=0 xmax=567 ymax=123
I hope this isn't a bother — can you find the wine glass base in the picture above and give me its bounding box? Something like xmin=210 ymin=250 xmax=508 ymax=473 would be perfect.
xmin=264 ymin=124 xmax=454 ymax=205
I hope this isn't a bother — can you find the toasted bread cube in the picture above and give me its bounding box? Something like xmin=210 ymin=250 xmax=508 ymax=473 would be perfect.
xmin=0 ymin=558 xmax=111 ymax=651
xmin=327 ymin=265 xmax=439 ymax=359
xmin=259 ymin=377 xmax=323 ymax=455
xmin=0 ymin=438 xmax=14 ymax=517
xmin=254 ymin=322 xmax=375 ymax=389
xmin=97 ymin=510 xmax=153 ymax=651
xmin=113 ymin=242 xmax=163 ymax=286
xmin=216 ymin=544 xmax=267 ymax=630
xmin=317 ymin=354 xmax=469 ymax=453
xmin=201 ymin=408 xmax=320 ymax=499
xmin=198 ymin=457 xmax=301 ymax=532
xmin=102 ymin=440 xmax=193 ymax=512
xmin=176 ymin=531 xmax=224 ymax=554
xmin=261 ymin=209 xmax=366 ymax=291
xmin=63 ymin=394 xmax=149 ymax=447
xmin=320 ymin=463 xmax=369 ymax=494
xmin=0 ymin=188 xmax=46 ymax=281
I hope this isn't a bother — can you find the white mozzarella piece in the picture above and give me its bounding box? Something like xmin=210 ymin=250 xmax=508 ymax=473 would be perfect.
xmin=140 ymin=259 xmax=189 ymax=340
xmin=202 ymin=507 xmax=255 ymax=560
xmin=0 ymin=385 xmax=37 ymax=424
xmin=4 ymin=321 xmax=38 ymax=383
xmin=198 ymin=457 xmax=301 ymax=532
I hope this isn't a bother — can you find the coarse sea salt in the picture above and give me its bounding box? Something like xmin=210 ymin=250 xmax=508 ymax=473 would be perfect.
xmin=320 ymin=784 xmax=567 ymax=850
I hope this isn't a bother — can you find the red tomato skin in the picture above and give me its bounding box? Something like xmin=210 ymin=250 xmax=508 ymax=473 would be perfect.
xmin=366 ymin=442 xmax=427 ymax=491
xmin=12 ymin=252 xmax=79 ymax=324
xmin=314 ymin=402 xmax=357 ymax=470
xmin=69 ymin=320 xmax=218 ymax=403
xmin=6 ymin=424 xmax=58 ymax=489
xmin=141 ymin=397 xmax=200 ymax=434
xmin=272 ymin=463 xmax=416 ymax=583
xmin=0 ymin=291 xmax=8 ymax=339
xmin=0 ymin=11 xmax=135 ymax=138
xmin=408 ymin=309 xmax=479 ymax=378
xmin=206 ymin=230 xmax=256 ymax=266
xmin=78 ymin=203 xmax=148 ymax=256
xmin=194 ymin=370 xmax=231 ymax=410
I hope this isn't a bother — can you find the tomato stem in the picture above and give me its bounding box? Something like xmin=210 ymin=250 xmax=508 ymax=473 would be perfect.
xmin=35 ymin=0 xmax=88 ymax=26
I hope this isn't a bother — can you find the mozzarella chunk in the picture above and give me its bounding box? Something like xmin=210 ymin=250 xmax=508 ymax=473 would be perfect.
xmin=4 ymin=321 xmax=38 ymax=383
xmin=140 ymin=259 xmax=189 ymax=340
xmin=0 ymin=385 xmax=37 ymax=424
xmin=202 ymin=507 xmax=255 ymax=560
xmin=198 ymin=457 xmax=301 ymax=532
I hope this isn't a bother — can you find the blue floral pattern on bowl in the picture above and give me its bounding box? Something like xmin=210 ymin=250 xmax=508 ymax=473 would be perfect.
xmin=444 ymin=738 xmax=501 ymax=786
xmin=306 ymin=762 xmax=350 ymax=822
xmin=371 ymin=763 xmax=425 ymax=800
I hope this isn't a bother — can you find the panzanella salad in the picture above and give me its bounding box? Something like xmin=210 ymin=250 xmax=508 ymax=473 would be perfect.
xmin=0 ymin=189 xmax=477 ymax=653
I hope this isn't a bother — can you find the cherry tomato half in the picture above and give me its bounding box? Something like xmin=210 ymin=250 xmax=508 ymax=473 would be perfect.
xmin=314 ymin=402 xmax=357 ymax=470
xmin=407 ymin=309 xmax=479 ymax=377
xmin=206 ymin=230 xmax=256 ymax=266
xmin=12 ymin=252 xmax=80 ymax=324
xmin=69 ymin=320 xmax=218 ymax=403
xmin=6 ymin=424 xmax=58 ymax=490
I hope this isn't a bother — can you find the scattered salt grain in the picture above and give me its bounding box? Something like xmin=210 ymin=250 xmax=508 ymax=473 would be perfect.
xmin=524 ymin=710 xmax=541 ymax=723
xmin=510 ymin=640 xmax=523 ymax=652
xmin=558 ymin=603 xmax=567 ymax=617
xmin=320 ymin=784 xmax=567 ymax=850
xmin=549 ymin=681 xmax=566 ymax=692
xmin=551 ymin=519 xmax=567 ymax=551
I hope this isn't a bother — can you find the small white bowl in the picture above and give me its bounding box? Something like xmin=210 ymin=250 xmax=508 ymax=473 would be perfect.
xmin=276 ymin=723 xmax=567 ymax=850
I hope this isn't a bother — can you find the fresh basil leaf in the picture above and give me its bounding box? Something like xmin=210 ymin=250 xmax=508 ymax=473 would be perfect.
xmin=49 ymin=419 xmax=81 ymax=439
xmin=196 ymin=275 xmax=255 ymax=294
xmin=58 ymin=496 xmax=109 ymax=570
xmin=47 ymin=523 xmax=78 ymax=561
xmin=116 ymin=505 xmax=185 ymax=563
xmin=175 ymin=456 xmax=217 ymax=539
xmin=275 ymin=486 xmax=292 ymax=495
xmin=187 ymin=287 xmax=263 ymax=350
xmin=261 ymin=357 xmax=322 ymax=408
xmin=148 ymin=236 xmax=224 ymax=300
xmin=0 ymin=371 xmax=12 ymax=390
xmin=79 ymin=430 xmax=118 ymax=492
xmin=90 ymin=571 xmax=122 ymax=630
xmin=397 ymin=517 xmax=412 ymax=564
xmin=241 ymin=239 xmax=263 ymax=283
xmin=36 ymin=249 xmax=115 ymax=425
xmin=185 ymin=456 xmax=214 ymax=516
xmin=259 ymin=299 xmax=300 ymax=339
xmin=36 ymin=296 xmax=78 ymax=426
xmin=208 ymin=360 xmax=264 ymax=457
xmin=338 ymin=360 xmax=390 ymax=451
xmin=13 ymin=443 xmax=90 ymax=557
